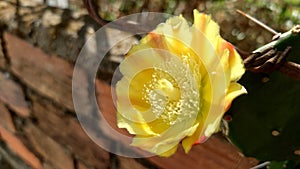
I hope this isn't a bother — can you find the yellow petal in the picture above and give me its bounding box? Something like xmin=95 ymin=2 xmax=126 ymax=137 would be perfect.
xmin=158 ymin=145 xmax=178 ymax=157
xmin=217 ymin=39 xmax=245 ymax=82
xmin=131 ymin=123 xmax=199 ymax=156
xmin=191 ymin=11 xmax=221 ymax=74
xmin=203 ymin=83 xmax=247 ymax=138
xmin=117 ymin=112 xmax=159 ymax=136
xmin=225 ymin=82 xmax=247 ymax=111
xmin=193 ymin=10 xmax=219 ymax=44
xmin=204 ymin=116 xmax=223 ymax=137
xmin=181 ymin=107 xmax=207 ymax=153
xmin=229 ymin=48 xmax=245 ymax=82
xmin=154 ymin=15 xmax=192 ymax=50
xmin=119 ymin=49 xmax=163 ymax=79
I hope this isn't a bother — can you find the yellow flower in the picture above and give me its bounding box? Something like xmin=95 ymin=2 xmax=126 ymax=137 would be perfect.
xmin=116 ymin=10 xmax=246 ymax=157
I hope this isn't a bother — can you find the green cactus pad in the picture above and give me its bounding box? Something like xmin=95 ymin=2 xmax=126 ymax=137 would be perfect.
xmin=227 ymin=71 xmax=300 ymax=163
xmin=228 ymin=28 xmax=300 ymax=163
xmin=268 ymin=160 xmax=297 ymax=169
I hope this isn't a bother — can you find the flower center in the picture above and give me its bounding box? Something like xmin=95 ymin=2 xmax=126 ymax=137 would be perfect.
xmin=141 ymin=55 xmax=200 ymax=125
xmin=126 ymin=53 xmax=201 ymax=126
xmin=155 ymin=78 xmax=181 ymax=101
xmin=142 ymin=71 xmax=182 ymax=125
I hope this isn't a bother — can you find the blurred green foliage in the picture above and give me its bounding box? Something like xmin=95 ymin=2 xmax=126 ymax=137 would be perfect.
xmin=95 ymin=0 xmax=300 ymax=51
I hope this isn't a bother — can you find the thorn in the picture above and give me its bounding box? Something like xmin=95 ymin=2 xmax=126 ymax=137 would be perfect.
xmin=236 ymin=9 xmax=278 ymax=35
xmin=250 ymin=161 xmax=270 ymax=169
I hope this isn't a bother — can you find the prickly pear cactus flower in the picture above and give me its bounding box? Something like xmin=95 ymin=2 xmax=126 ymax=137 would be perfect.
xmin=116 ymin=10 xmax=246 ymax=157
